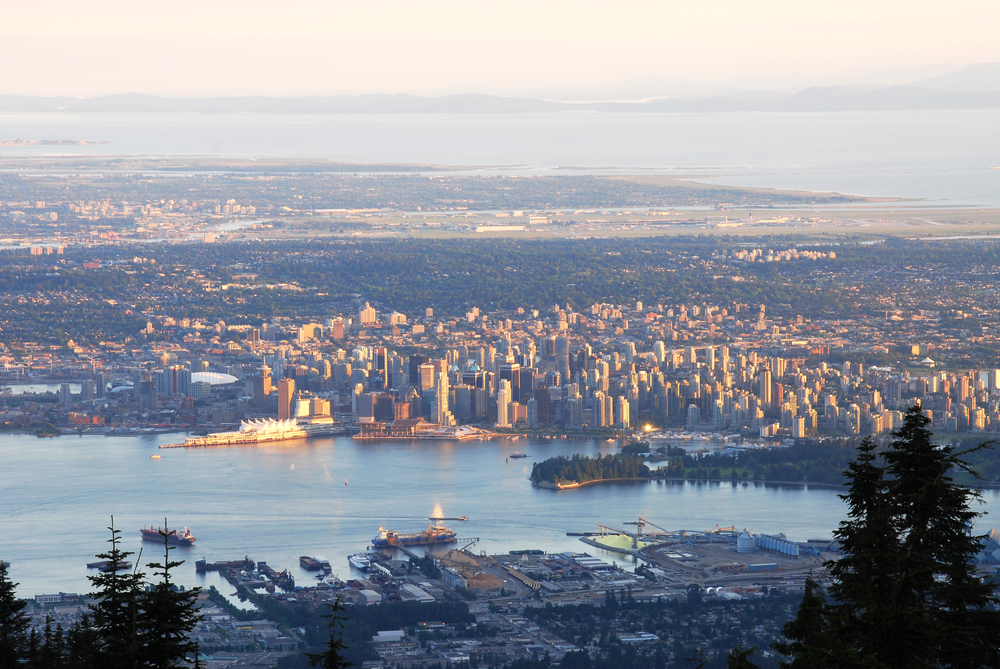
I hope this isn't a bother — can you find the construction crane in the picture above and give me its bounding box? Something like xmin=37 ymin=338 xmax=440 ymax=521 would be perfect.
xmin=459 ymin=538 xmax=478 ymax=552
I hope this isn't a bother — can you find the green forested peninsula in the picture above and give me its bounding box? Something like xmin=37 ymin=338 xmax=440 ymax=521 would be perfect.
xmin=530 ymin=453 xmax=651 ymax=485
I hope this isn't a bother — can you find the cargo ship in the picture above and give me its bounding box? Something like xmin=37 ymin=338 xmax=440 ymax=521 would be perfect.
xmin=140 ymin=526 xmax=196 ymax=546
xmin=372 ymin=524 xmax=458 ymax=548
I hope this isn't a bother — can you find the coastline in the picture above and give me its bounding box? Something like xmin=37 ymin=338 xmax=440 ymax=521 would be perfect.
xmin=532 ymin=475 xmax=848 ymax=490
xmin=532 ymin=477 xmax=653 ymax=490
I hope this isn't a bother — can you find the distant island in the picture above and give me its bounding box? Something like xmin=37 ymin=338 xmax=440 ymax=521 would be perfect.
xmin=3 ymin=82 xmax=1000 ymax=114
xmin=0 ymin=139 xmax=109 ymax=146
xmin=530 ymin=453 xmax=651 ymax=489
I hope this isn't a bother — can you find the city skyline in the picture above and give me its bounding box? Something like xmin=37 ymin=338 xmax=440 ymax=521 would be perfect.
xmin=3 ymin=2 xmax=999 ymax=667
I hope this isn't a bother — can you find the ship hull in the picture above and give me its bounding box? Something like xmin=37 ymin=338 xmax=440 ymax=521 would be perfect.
xmin=140 ymin=530 xmax=196 ymax=546
xmin=371 ymin=531 xmax=457 ymax=547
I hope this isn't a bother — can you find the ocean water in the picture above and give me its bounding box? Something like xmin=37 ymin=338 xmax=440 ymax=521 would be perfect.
xmin=0 ymin=431 xmax=862 ymax=598
xmin=3 ymin=431 xmax=999 ymax=599
xmin=0 ymin=110 xmax=998 ymax=205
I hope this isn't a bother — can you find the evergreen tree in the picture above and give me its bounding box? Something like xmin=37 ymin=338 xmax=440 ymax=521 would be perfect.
xmin=23 ymin=628 xmax=39 ymax=668
xmin=0 ymin=562 xmax=29 ymax=669
xmin=34 ymin=615 xmax=67 ymax=669
xmin=88 ymin=516 xmax=146 ymax=669
xmin=191 ymin=642 xmax=204 ymax=669
xmin=726 ymin=644 xmax=761 ymax=669
xmin=825 ymin=437 xmax=896 ymax=668
xmin=883 ymin=406 xmax=1000 ymax=668
xmin=140 ymin=519 xmax=202 ymax=668
xmin=65 ymin=613 xmax=101 ymax=669
xmin=777 ymin=407 xmax=1000 ymax=668
xmin=772 ymin=578 xmax=846 ymax=668
xmin=306 ymin=597 xmax=353 ymax=669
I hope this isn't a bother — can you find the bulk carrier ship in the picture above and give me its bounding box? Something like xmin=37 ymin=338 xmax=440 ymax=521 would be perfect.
xmin=372 ymin=524 xmax=458 ymax=548
xmin=140 ymin=525 xmax=196 ymax=546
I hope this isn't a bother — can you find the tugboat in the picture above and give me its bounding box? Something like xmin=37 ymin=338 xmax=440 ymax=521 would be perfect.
xmin=140 ymin=525 xmax=196 ymax=546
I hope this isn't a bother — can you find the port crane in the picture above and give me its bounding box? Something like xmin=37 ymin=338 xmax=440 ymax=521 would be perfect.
xmin=624 ymin=519 xmax=646 ymax=537
xmin=595 ymin=522 xmax=630 ymax=535
xmin=638 ymin=516 xmax=675 ymax=538
xmin=711 ymin=525 xmax=737 ymax=535
xmin=637 ymin=516 xmax=705 ymax=542
xmin=596 ymin=522 xmax=643 ymax=549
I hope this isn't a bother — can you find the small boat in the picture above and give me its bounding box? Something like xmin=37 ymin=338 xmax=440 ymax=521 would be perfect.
xmin=150 ymin=455 xmax=161 ymax=459
xmin=510 ymin=452 xmax=529 ymax=459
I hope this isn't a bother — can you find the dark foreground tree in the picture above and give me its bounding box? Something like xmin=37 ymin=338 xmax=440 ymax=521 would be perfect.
xmin=5 ymin=519 xmax=204 ymax=669
xmin=726 ymin=644 xmax=761 ymax=668
xmin=776 ymin=406 xmax=1000 ymax=668
xmin=34 ymin=615 xmax=68 ymax=669
xmin=140 ymin=519 xmax=201 ymax=668
xmin=87 ymin=516 xmax=146 ymax=669
xmin=0 ymin=562 xmax=29 ymax=669
xmin=824 ymin=437 xmax=897 ymax=668
xmin=63 ymin=613 xmax=101 ymax=669
xmin=773 ymin=578 xmax=847 ymax=668
xmin=883 ymin=407 xmax=1000 ymax=667
xmin=306 ymin=597 xmax=353 ymax=669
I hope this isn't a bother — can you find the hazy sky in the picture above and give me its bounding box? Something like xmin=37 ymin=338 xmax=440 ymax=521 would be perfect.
xmin=2 ymin=0 xmax=998 ymax=97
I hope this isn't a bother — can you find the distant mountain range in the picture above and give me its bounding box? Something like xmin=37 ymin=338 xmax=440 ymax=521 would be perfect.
xmin=5 ymin=63 xmax=1000 ymax=114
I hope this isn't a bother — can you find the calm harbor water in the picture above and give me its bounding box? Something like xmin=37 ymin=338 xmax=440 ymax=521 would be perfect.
xmin=3 ymin=432 xmax=999 ymax=599
xmin=0 ymin=432 xmax=887 ymax=597
xmin=0 ymin=110 xmax=999 ymax=205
